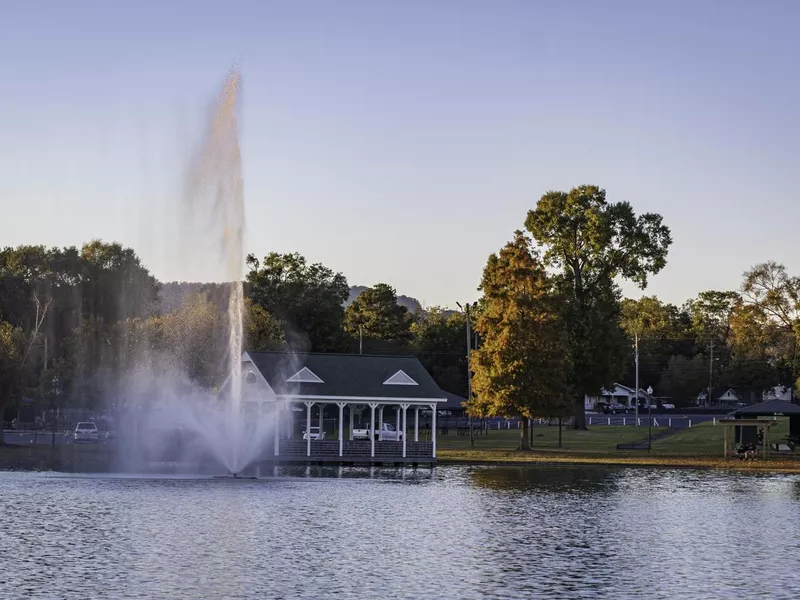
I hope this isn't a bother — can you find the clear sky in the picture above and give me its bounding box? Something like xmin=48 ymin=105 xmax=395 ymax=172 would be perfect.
xmin=1 ymin=0 xmax=798 ymax=309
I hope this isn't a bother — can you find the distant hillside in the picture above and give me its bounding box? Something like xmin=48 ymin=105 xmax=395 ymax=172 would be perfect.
xmin=347 ymin=286 xmax=423 ymax=313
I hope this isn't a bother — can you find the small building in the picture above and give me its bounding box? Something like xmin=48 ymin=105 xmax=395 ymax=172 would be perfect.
xmin=697 ymin=386 xmax=781 ymax=407
xmin=729 ymin=398 xmax=800 ymax=446
xmin=240 ymin=352 xmax=448 ymax=463
xmin=585 ymin=383 xmax=654 ymax=411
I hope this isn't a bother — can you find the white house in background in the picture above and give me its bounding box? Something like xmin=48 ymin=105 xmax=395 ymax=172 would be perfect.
xmin=697 ymin=385 xmax=794 ymax=406
xmin=763 ymin=386 xmax=794 ymax=402
xmin=585 ymin=383 xmax=654 ymax=411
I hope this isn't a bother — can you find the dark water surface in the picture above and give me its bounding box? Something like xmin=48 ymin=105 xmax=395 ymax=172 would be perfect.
xmin=2 ymin=466 xmax=799 ymax=599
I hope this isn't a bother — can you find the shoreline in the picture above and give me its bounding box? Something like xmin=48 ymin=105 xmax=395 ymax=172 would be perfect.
xmin=2 ymin=444 xmax=800 ymax=475
xmin=437 ymin=450 xmax=800 ymax=473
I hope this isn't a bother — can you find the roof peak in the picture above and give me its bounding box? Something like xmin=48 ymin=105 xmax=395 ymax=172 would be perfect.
xmin=245 ymin=350 xmax=420 ymax=359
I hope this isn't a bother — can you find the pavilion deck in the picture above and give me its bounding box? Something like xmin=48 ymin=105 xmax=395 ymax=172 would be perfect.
xmin=272 ymin=440 xmax=435 ymax=465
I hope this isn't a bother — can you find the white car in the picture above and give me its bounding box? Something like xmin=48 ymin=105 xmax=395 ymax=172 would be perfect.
xmin=352 ymin=422 xmax=403 ymax=441
xmin=662 ymin=403 xmax=676 ymax=410
xmin=74 ymin=422 xmax=99 ymax=442
xmin=302 ymin=427 xmax=326 ymax=441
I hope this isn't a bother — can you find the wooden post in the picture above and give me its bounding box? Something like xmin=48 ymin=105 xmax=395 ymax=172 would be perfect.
xmin=723 ymin=423 xmax=729 ymax=459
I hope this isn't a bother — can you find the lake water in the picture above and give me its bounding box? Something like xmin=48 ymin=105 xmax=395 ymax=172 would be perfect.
xmin=2 ymin=465 xmax=800 ymax=599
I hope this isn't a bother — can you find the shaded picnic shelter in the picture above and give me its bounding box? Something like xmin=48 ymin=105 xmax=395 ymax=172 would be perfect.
xmin=720 ymin=399 xmax=800 ymax=458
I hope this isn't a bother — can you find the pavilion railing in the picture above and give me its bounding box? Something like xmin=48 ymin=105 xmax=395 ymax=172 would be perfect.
xmin=277 ymin=439 xmax=434 ymax=459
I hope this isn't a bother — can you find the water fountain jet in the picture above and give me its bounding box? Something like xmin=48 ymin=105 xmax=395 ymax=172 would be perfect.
xmin=116 ymin=69 xmax=279 ymax=476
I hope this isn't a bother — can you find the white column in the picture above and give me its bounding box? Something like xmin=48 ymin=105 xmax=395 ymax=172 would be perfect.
xmin=378 ymin=406 xmax=384 ymax=441
xmin=305 ymin=401 xmax=314 ymax=457
xmin=401 ymin=404 xmax=409 ymax=458
xmin=337 ymin=402 xmax=345 ymax=457
xmin=395 ymin=406 xmax=401 ymax=440
xmin=349 ymin=405 xmax=354 ymax=440
xmin=414 ymin=406 xmax=419 ymax=442
xmin=369 ymin=403 xmax=377 ymax=458
xmin=431 ymin=403 xmax=437 ymax=458
xmin=273 ymin=402 xmax=281 ymax=457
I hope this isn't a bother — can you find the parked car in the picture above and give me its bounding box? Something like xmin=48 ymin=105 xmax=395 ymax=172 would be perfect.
xmin=662 ymin=403 xmax=676 ymax=410
xmin=603 ymin=403 xmax=627 ymax=414
xmin=352 ymin=422 xmax=403 ymax=441
xmin=74 ymin=422 xmax=99 ymax=443
xmin=302 ymin=427 xmax=326 ymax=441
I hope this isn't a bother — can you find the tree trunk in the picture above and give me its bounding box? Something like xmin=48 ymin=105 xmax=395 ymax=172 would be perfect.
xmin=520 ymin=418 xmax=529 ymax=450
xmin=558 ymin=417 xmax=563 ymax=448
xmin=572 ymin=395 xmax=587 ymax=430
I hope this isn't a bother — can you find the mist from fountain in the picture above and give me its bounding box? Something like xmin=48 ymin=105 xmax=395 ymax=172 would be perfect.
xmin=114 ymin=70 xmax=276 ymax=476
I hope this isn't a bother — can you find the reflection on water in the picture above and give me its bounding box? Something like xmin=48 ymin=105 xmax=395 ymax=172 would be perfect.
xmin=1 ymin=466 xmax=800 ymax=599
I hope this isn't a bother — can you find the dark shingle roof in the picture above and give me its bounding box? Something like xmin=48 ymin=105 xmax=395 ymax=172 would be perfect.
xmin=731 ymin=399 xmax=800 ymax=416
xmin=441 ymin=391 xmax=468 ymax=411
xmin=245 ymin=352 xmax=447 ymax=400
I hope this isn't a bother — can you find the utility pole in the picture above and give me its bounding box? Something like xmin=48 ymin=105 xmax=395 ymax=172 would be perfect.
xmin=359 ymin=326 xmax=363 ymax=355
xmin=635 ymin=333 xmax=639 ymax=426
xmin=708 ymin=339 xmax=714 ymax=407
xmin=457 ymin=302 xmax=475 ymax=448
xmin=466 ymin=303 xmax=474 ymax=448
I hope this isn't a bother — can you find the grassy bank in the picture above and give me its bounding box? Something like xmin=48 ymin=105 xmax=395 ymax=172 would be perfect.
xmin=0 ymin=442 xmax=114 ymax=472
xmin=437 ymin=422 xmax=800 ymax=473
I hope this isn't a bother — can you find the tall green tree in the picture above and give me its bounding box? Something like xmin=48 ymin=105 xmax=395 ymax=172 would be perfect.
xmin=245 ymin=299 xmax=286 ymax=352
xmin=246 ymin=252 xmax=350 ymax=352
xmin=0 ymin=321 xmax=27 ymax=443
xmin=620 ymin=296 xmax=693 ymax=389
xmin=79 ymin=240 xmax=159 ymax=325
xmin=344 ymin=283 xmax=414 ymax=346
xmin=470 ymin=232 xmax=570 ymax=450
xmin=412 ymin=308 xmax=467 ymax=397
xmin=0 ymin=293 xmax=50 ymax=442
xmin=685 ymin=290 xmax=741 ymax=348
xmin=657 ymin=354 xmax=708 ymax=403
xmin=740 ymin=261 xmax=800 ymax=388
xmin=525 ymin=185 xmax=671 ymax=428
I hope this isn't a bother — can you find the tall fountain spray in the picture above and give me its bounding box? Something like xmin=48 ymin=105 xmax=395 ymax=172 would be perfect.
xmin=181 ymin=70 xmax=247 ymax=472
xmin=119 ymin=70 xmax=274 ymax=475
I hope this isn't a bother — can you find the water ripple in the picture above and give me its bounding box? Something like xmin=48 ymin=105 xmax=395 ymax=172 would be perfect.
xmin=1 ymin=466 xmax=799 ymax=599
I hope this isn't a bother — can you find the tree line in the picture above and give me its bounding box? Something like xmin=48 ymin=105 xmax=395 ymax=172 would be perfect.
xmin=0 ymin=243 xmax=469 ymax=432
xmin=2 ymin=185 xmax=799 ymax=447
xmin=468 ymin=186 xmax=797 ymax=447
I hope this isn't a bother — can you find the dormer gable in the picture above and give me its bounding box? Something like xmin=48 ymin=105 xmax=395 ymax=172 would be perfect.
xmin=383 ymin=369 xmax=418 ymax=386
xmin=287 ymin=366 xmax=324 ymax=384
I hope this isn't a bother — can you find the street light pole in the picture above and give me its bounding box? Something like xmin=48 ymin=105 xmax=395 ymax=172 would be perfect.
xmin=647 ymin=385 xmax=653 ymax=451
xmin=634 ymin=333 xmax=639 ymax=426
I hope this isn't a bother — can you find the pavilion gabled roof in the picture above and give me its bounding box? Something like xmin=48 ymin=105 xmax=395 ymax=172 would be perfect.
xmin=730 ymin=399 xmax=800 ymax=416
xmin=244 ymin=352 xmax=447 ymax=401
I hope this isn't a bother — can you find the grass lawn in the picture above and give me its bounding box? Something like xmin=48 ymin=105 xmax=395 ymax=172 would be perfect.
xmin=436 ymin=419 xmax=800 ymax=472
xmin=437 ymin=425 xmax=667 ymax=454
xmin=651 ymin=418 xmax=790 ymax=456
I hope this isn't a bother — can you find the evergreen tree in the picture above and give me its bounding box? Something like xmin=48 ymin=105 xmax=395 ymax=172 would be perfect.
xmin=470 ymin=232 xmax=570 ymax=450
xmin=344 ymin=283 xmax=414 ymax=346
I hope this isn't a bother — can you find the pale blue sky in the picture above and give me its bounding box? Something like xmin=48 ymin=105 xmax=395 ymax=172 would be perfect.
xmin=1 ymin=0 xmax=798 ymax=308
